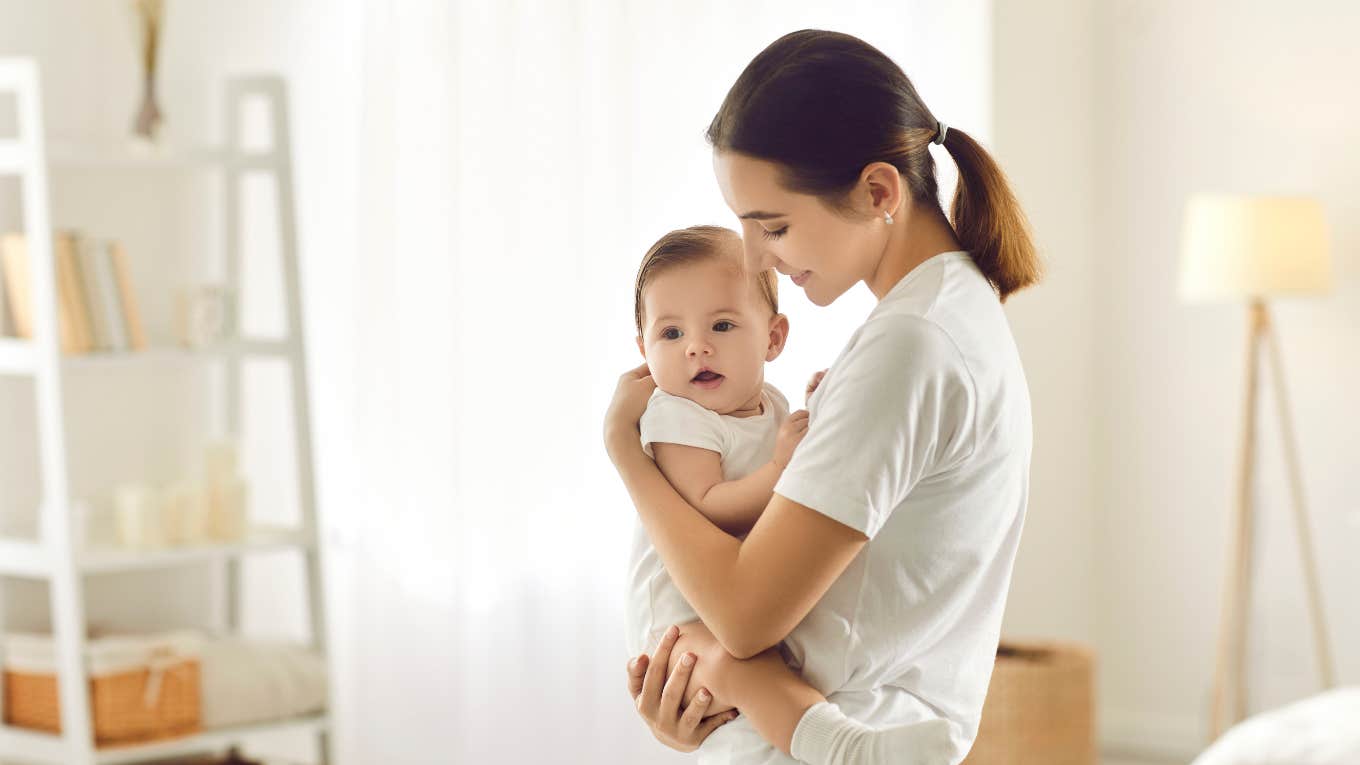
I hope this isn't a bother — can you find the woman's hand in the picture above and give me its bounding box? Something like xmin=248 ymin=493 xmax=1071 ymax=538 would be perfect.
xmin=773 ymin=410 xmax=810 ymax=469
xmin=805 ymin=368 xmax=828 ymax=405
xmin=605 ymin=362 xmax=657 ymax=458
xmin=626 ymin=624 xmax=739 ymax=753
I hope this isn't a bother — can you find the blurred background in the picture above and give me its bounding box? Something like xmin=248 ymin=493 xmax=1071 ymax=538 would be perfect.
xmin=0 ymin=1 xmax=1355 ymax=764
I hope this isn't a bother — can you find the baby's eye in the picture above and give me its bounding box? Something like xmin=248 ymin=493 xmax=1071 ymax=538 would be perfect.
xmin=761 ymin=226 xmax=788 ymax=241
xmin=661 ymin=328 xmax=681 ymax=340
xmin=713 ymin=321 xmax=735 ymax=332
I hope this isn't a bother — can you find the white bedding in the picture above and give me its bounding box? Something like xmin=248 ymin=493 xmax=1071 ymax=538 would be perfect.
xmin=1191 ymin=688 xmax=1360 ymax=765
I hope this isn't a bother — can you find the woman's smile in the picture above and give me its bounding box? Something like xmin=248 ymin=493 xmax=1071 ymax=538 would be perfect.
xmin=791 ymin=270 xmax=811 ymax=286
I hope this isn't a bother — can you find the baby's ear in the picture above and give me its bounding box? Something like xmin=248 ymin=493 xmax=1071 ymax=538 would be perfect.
xmin=636 ymin=335 xmax=646 ymax=360
xmin=765 ymin=313 xmax=790 ymax=362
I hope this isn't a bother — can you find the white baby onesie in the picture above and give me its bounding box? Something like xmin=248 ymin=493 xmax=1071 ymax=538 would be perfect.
xmin=624 ymin=381 xmax=790 ymax=659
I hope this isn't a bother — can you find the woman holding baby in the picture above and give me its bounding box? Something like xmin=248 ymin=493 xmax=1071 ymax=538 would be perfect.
xmin=605 ymin=29 xmax=1040 ymax=765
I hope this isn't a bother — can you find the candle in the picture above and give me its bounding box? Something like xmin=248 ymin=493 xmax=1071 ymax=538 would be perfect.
xmin=113 ymin=483 xmax=166 ymax=549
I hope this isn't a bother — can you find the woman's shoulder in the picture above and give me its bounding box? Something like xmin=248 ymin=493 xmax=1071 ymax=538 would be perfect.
xmin=847 ymin=313 xmax=969 ymax=374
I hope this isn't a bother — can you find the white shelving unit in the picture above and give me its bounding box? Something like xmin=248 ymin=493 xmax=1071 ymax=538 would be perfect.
xmin=0 ymin=59 xmax=331 ymax=764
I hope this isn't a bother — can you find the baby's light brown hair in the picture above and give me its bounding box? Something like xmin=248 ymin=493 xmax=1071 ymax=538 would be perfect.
xmin=633 ymin=225 xmax=778 ymax=337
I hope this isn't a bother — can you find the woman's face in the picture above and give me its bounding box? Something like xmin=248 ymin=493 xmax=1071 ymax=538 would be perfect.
xmin=714 ymin=150 xmax=884 ymax=307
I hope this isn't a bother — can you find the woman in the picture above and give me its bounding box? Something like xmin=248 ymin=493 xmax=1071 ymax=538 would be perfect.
xmin=604 ymin=30 xmax=1040 ymax=764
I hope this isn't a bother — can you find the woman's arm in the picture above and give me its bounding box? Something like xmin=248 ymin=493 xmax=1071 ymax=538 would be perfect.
xmin=606 ymin=364 xmax=866 ymax=659
xmin=611 ymin=422 xmax=864 ymax=658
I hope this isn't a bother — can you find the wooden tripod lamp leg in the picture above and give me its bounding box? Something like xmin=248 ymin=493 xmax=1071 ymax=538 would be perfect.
xmin=1211 ymin=299 xmax=1266 ymax=741
xmin=1261 ymin=307 xmax=1337 ymax=690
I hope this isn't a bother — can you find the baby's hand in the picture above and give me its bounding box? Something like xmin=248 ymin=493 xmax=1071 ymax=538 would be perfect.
xmin=773 ymin=410 xmax=810 ymax=468
xmin=805 ymin=368 xmax=828 ymax=405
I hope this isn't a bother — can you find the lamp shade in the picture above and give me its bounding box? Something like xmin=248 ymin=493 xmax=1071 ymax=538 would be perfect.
xmin=1179 ymin=194 xmax=1333 ymax=301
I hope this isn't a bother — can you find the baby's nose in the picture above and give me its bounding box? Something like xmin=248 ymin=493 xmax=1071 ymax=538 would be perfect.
xmin=686 ymin=339 xmax=713 ymax=356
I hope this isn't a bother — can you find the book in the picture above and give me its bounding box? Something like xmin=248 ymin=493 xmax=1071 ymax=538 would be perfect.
xmin=0 ymin=240 xmax=9 ymax=337
xmin=108 ymin=242 xmax=147 ymax=351
xmin=3 ymin=232 xmax=83 ymax=351
xmin=92 ymin=241 xmax=129 ymax=351
xmin=1 ymin=233 xmax=33 ymax=338
xmin=0 ymin=233 xmax=147 ymax=354
xmin=78 ymin=235 xmax=113 ymax=352
xmin=53 ymin=232 xmax=92 ymax=353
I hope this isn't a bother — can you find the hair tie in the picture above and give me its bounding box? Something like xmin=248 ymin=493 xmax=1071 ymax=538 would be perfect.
xmin=933 ymin=120 xmax=949 ymax=146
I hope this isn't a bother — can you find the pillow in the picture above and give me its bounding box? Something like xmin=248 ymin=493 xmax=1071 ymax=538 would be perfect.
xmin=1191 ymin=688 xmax=1360 ymax=765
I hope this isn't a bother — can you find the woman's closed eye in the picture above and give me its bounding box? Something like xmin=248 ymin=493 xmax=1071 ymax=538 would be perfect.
xmin=760 ymin=226 xmax=788 ymax=241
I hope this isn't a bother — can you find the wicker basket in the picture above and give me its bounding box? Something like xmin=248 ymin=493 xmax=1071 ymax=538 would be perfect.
xmin=962 ymin=640 xmax=1096 ymax=765
xmin=2 ymin=632 xmax=202 ymax=746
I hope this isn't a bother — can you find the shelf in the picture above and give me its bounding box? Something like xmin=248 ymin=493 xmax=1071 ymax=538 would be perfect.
xmin=44 ymin=140 xmax=280 ymax=173
xmin=2 ymin=66 xmax=327 ymax=765
xmin=80 ymin=529 xmax=314 ymax=574
xmin=97 ymin=714 xmax=329 ymax=765
xmin=0 ymin=138 xmax=32 ymax=175
xmin=0 ymin=538 xmax=48 ymax=577
xmin=0 ymin=337 xmax=34 ymax=374
xmin=0 ymin=713 xmax=329 ymax=765
xmin=1 ymin=529 xmax=312 ymax=578
xmin=62 ymin=341 xmax=295 ymax=368
xmin=0 ymin=340 xmax=294 ymax=377
xmin=0 ymin=722 xmax=68 ymax=763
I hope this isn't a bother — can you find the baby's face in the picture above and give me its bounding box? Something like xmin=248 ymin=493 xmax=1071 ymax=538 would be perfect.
xmin=637 ymin=258 xmax=779 ymax=415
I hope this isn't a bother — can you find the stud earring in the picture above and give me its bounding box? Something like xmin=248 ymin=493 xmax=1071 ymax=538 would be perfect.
xmin=884 ymin=211 xmax=894 ymax=225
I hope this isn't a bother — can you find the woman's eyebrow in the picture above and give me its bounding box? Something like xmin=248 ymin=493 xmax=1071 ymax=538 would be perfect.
xmin=738 ymin=210 xmax=785 ymax=220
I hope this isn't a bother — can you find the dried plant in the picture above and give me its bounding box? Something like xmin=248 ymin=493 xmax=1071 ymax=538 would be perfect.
xmin=131 ymin=0 xmax=166 ymax=139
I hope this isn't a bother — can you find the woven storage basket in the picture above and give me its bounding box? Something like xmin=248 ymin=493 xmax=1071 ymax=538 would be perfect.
xmin=2 ymin=631 xmax=202 ymax=746
xmin=962 ymin=640 xmax=1095 ymax=765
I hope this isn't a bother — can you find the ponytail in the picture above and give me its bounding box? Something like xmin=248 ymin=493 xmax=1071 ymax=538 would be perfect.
xmin=708 ymin=30 xmax=1043 ymax=303
xmin=940 ymin=128 xmax=1042 ymax=302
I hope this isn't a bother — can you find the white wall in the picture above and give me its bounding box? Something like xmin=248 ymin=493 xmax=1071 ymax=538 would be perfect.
xmin=991 ymin=0 xmax=1100 ymax=649
xmin=998 ymin=0 xmax=1360 ymax=758
xmin=1091 ymin=0 xmax=1360 ymax=755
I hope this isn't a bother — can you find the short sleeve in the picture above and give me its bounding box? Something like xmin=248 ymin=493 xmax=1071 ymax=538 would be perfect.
xmin=774 ymin=316 xmax=974 ymax=538
xmin=638 ymin=391 xmax=727 ymax=458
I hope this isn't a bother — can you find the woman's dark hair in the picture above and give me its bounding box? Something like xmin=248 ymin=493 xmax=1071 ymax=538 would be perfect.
xmin=707 ymin=30 xmax=1041 ymax=302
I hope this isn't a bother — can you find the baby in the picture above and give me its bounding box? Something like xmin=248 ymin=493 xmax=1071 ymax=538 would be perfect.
xmin=624 ymin=224 xmax=808 ymax=696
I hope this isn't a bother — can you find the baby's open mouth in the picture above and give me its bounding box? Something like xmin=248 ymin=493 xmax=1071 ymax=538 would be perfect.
xmin=692 ymin=370 xmax=723 ymax=383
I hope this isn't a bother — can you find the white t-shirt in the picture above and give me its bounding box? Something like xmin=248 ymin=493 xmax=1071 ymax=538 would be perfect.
xmin=624 ymin=382 xmax=791 ymax=659
xmin=704 ymin=251 xmax=1032 ymax=765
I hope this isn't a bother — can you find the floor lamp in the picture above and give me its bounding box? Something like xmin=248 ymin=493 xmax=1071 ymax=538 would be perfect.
xmin=1179 ymin=194 xmax=1336 ymax=741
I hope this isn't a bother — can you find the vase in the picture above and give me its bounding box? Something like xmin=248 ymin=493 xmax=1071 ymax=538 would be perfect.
xmin=133 ymin=72 xmax=163 ymax=140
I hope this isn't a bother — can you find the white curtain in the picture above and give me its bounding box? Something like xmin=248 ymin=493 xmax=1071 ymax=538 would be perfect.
xmin=339 ymin=2 xmax=989 ymax=762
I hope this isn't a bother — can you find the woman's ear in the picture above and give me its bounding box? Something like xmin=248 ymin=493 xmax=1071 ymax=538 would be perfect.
xmin=860 ymin=161 xmax=904 ymax=220
xmin=765 ymin=314 xmax=790 ymax=362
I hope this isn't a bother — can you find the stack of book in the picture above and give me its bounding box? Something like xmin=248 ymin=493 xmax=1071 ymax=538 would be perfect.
xmin=0 ymin=231 xmax=148 ymax=354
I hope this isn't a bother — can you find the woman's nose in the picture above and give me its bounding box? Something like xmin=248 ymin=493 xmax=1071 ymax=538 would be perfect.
xmin=743 ymin=242 xmax=777 ymax=273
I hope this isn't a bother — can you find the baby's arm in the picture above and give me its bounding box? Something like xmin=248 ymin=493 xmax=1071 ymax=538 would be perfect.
xmin=651 ymin=409 xmax=808 ymax=537
xmin=651 ymin=444 xmax=778 ymax=537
